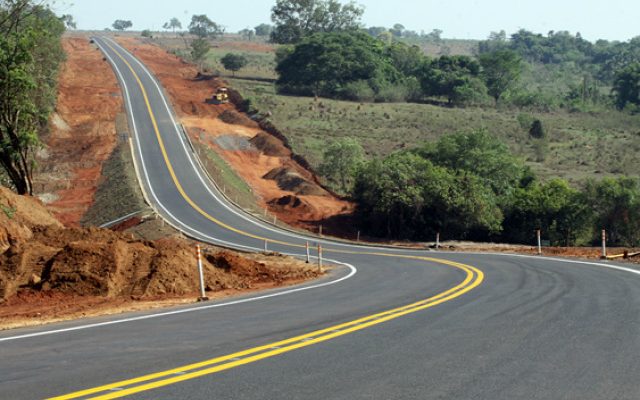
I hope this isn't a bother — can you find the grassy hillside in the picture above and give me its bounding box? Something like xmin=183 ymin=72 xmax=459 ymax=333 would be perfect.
xmin=230 ymin=77 xmax=640 ymax=184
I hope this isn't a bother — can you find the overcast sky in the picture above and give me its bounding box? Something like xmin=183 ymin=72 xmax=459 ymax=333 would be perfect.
xmin=56 ymin=0 xmax=638 ymax=42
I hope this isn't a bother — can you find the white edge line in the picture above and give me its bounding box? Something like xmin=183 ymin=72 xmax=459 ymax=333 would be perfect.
xmin=0 ymin=260 xmax=356 ymax=343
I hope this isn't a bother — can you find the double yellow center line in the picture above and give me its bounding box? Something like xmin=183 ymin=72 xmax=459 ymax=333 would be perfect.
xmin=46 ymin=38 xmax=484 ymax=399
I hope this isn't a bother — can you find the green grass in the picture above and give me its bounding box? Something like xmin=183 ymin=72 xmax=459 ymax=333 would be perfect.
xmin=230 ymin=77 xmax=640 ymax=185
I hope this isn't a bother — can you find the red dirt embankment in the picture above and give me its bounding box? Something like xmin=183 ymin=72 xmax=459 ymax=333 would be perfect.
xmin=34 ymin=36 xmax=122 ymax=226
xmin=0 ymin=187 xmax=321 ymax=329
xmin=115 ymin=37 xmax=353 ymax=232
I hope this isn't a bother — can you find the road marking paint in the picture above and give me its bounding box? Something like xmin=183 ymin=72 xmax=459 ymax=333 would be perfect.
xmin=47 ymin=257 xmax=483 ymax=400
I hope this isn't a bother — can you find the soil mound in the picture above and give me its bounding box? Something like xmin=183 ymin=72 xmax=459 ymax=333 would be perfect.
xmin=250 ymin=132 xmax=290 ymax=157
xmin=263 ymin=167 xmax=325 ymax=196
xmin=0 ymin=187 xmax=320 ymax=310
xmin=218 ymin=109 xmax=257 ymax=128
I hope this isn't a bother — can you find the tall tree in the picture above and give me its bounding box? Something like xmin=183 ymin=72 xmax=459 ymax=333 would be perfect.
xmin=163 ymin=17 xmax=182 ymax=36
xmin=319 ymin=138 xmax=364 ymax=193
xmin=612 ymin=62 xmax=640 ymax=110
xmin=220 ymin=53 xmax=248 ymax=76
xmin=189 ymin=14 xmax=222 ymax=39
xmin=0 ymin=0 xmax=65 ymax=194
xmin=254 ymin=23 xmax=273 ymax=37
xmin=190 ymin=38 xmax=211 ymax=72
xmin=112 ymin=19 xmax=132 ymax=31
xmin=270 ymin=0 xmax=364 ymax=44
xmin=479 ymin=49 xmax=522 ymax=103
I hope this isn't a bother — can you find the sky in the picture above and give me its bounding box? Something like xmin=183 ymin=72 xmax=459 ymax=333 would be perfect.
xmin=55 ymin=0 xmax=638 ymax=42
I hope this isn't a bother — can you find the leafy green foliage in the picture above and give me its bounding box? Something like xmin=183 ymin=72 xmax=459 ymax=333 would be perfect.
xmin=189 ymin=14 xmax=222 ymax=39
xmin=502 ymin=179 xmax=592 ymax=246
xmin=270 ymin=0 xmax=364 ymax=44
xmin=190 ymin=38 xmax=210 ymax=71
xmin=112 ymin=19 xmax=132 ymax=31
xmin=415 ymin=130 xmax=525 ymax=196
xmin=254 ymin=23 xmax=273 ymax=37
xmin=276 ymin=31 xmax=402 ymax=99
xmin=584 ymin=177 xmax=640 ymax=246
xmin=479 ymin=49 xmax=522 ymax=102
xmin=221 ymin=53 xmax=248 ymax=76
xmin=417 ymin=55 xmax=483 ymax=104
xmin=0 ymin=0 xmax=65 ymax=194
xmin=163 ymin=17 xmax=182 ymax=35
xmin=353 ymin=152 xmax=502 ymax=239
xmin=319 ymin=138 xmax=364 ymax=193
xmin=612 ymin=63 xmax=640 ymax=110
xmin=141 ymin=29 xmax=152 ymax=38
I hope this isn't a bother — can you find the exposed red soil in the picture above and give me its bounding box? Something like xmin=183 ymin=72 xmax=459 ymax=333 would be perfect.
xmin=34 ymin=35 xmax=122 ymax=227
xmin=115 ymin=37 xmax=354 ymax=232
xmin=0 ymin=187 xmax=321 ymax=330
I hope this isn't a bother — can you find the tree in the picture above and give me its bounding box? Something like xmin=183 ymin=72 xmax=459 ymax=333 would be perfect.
xmin=60 ymin=14 xmax=75 ymax=29
xmin=479 ymin=49 xmax=522 ymax=103
xmin=141 ymin=29 xmax=152 ymax=38
xmin=390 ymin=23 xmax=404 ymax=37
xmin=163 ymin=17 xmax=182 ymax=36
xmin=415 ymin=130 xmax=525 ymax=196
xmin=612 ymin=63 xmax=640 ymax=110
xmin=418 ymin=55 xmax=483 ymax=104
xmin=190 ymin=38 xmax=210 ymax=72
xmin=319 ymin=138 xmax=364 ymax=193
xmin=0 ymin=1 xmax=65 ymax=194
xmin=585 ymin=177 xmax=640 ymax=246
xmin=270 ymin=0 xmax=364 ymax=44
xmin=112 ymin=19 xmax=132 ymax=31
xmin=189 ymin=14 xmax=222 ymax=39
xmin=502 ymin=179 xmax=592 ymax=246
xmin=254 ymin=23 xmax=273 ymax=37
xmin=275 ymin=31 xmax=402 ymax=98
xmin=238 ymin=28 xmax=254 ymax=41
xmin=220 ymin=53 xmax=248 ymax=76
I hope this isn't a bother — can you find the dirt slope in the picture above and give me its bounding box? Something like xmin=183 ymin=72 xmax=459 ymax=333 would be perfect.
xmin=115 ymin=37 xmax=353 ymax=232
xmin=0 ymin=187 xmax=321 ymax=329
xmin=34 ymin=35 xmax=123 ymax=226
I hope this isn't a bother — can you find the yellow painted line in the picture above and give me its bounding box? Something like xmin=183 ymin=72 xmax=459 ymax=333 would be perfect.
xmin=48 ymin=257 xmax=483 ymax=400
xmin=47 ymin=40 xmax=486 ymax=400
xmin=101 ymin=40 xmax=299 ymax=249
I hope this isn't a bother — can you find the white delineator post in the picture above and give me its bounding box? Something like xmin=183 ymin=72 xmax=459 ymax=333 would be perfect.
xmin=196 ymin=245 xmax=208 ymax=301
xmin=537 ymin=229 xmax=542 ymax=255
xmin=436 ymin=232 xmax=440 ymax=249
xmin=306 ymin=241 xmax=310 ymax=263
xmin=601 ymin=229 xmax=607 ymax=259
xmin=264 ymin=239 xmax=268 ymax=253
xmin=318 ymin=243 xmax=323 ymax=272
xmin=357 ymin=231 xmax=360 ymax=242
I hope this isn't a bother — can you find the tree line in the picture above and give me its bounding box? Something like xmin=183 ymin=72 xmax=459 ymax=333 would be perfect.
xmin=320 ymin=132 xmax=640 ymax=247
xmin=0 ymin=0 xmax=66 ymax=194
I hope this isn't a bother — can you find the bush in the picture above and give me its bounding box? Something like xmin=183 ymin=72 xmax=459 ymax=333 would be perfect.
xmin=340 ymin=80 xmax=375 ymax=102
xmin=529 ymin=119 xmax=545 ymax=139
xmin=141 ymin=29 xmax=153 ymax=38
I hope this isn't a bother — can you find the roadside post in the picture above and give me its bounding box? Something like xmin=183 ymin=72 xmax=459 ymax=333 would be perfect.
xmin=601 ymin=229 xmax=607 ymax=259
xmin=318 ymin=243 xmax=323 ymax=272
xmin=537 ymin=229 xmax=542 ymax=255
xmin=196 ymin=245 xmax=208 ymax=301
xmin=264 ymin=239 xmax=268 ymax=253
xmin=436 ymin=232 xmax=440 ymax=249
xmin=357 ymin=231 xmax=360 ymax=242
xmin=306 ymin=241 xmax=310 ymax=263
xmin=319 ymin=225 xmax=323 ymax=237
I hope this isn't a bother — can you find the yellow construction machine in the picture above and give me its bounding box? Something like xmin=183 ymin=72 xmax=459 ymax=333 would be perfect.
xmin=212 ymin=87 xmax=229 ymax=104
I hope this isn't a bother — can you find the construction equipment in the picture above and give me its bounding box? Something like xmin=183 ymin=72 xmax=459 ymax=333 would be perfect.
xmin=212 ymin=87 xmax=229 ymax=104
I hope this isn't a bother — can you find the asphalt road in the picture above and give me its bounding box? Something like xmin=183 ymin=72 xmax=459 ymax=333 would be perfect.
xmin=1 ymin=37 xmax=639 ymax=400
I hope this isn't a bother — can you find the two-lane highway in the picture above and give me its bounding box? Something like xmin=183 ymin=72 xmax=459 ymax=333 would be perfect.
xmin=0 ymin=37 xmax=639 ymax=399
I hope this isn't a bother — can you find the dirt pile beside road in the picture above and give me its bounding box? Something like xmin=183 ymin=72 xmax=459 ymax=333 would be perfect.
xmin=34 ymin=35 xmax=123 ymax=226
xmin=0 ymin=187 xmax=321 ymax=329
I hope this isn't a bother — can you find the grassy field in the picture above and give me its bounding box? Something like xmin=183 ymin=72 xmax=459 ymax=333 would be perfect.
xmin=151 ymin=35 xmax=640 ymax=186
xmin=230 ymin=77 xmax=640 ymax=185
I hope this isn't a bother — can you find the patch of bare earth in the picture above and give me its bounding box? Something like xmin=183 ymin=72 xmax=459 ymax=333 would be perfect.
xmin=34 ymin=35 xmax=122 ymax=227
xmin=0 ymin=187 xmax=322 ymax=330
xmin=115 ymin=37 xmax=354 ymax=234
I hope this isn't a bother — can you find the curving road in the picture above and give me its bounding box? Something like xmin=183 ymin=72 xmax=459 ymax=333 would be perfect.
xmin=1 ymin=37 xmax=639 ymax=399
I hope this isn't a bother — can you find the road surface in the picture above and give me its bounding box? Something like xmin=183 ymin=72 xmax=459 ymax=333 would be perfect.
xmin=0 ymin=37 xmax=639 ymax=400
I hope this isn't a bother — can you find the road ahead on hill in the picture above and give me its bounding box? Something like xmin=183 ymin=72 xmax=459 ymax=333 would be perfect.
xmin=1 ymin=37 xmax=639 ymax=400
